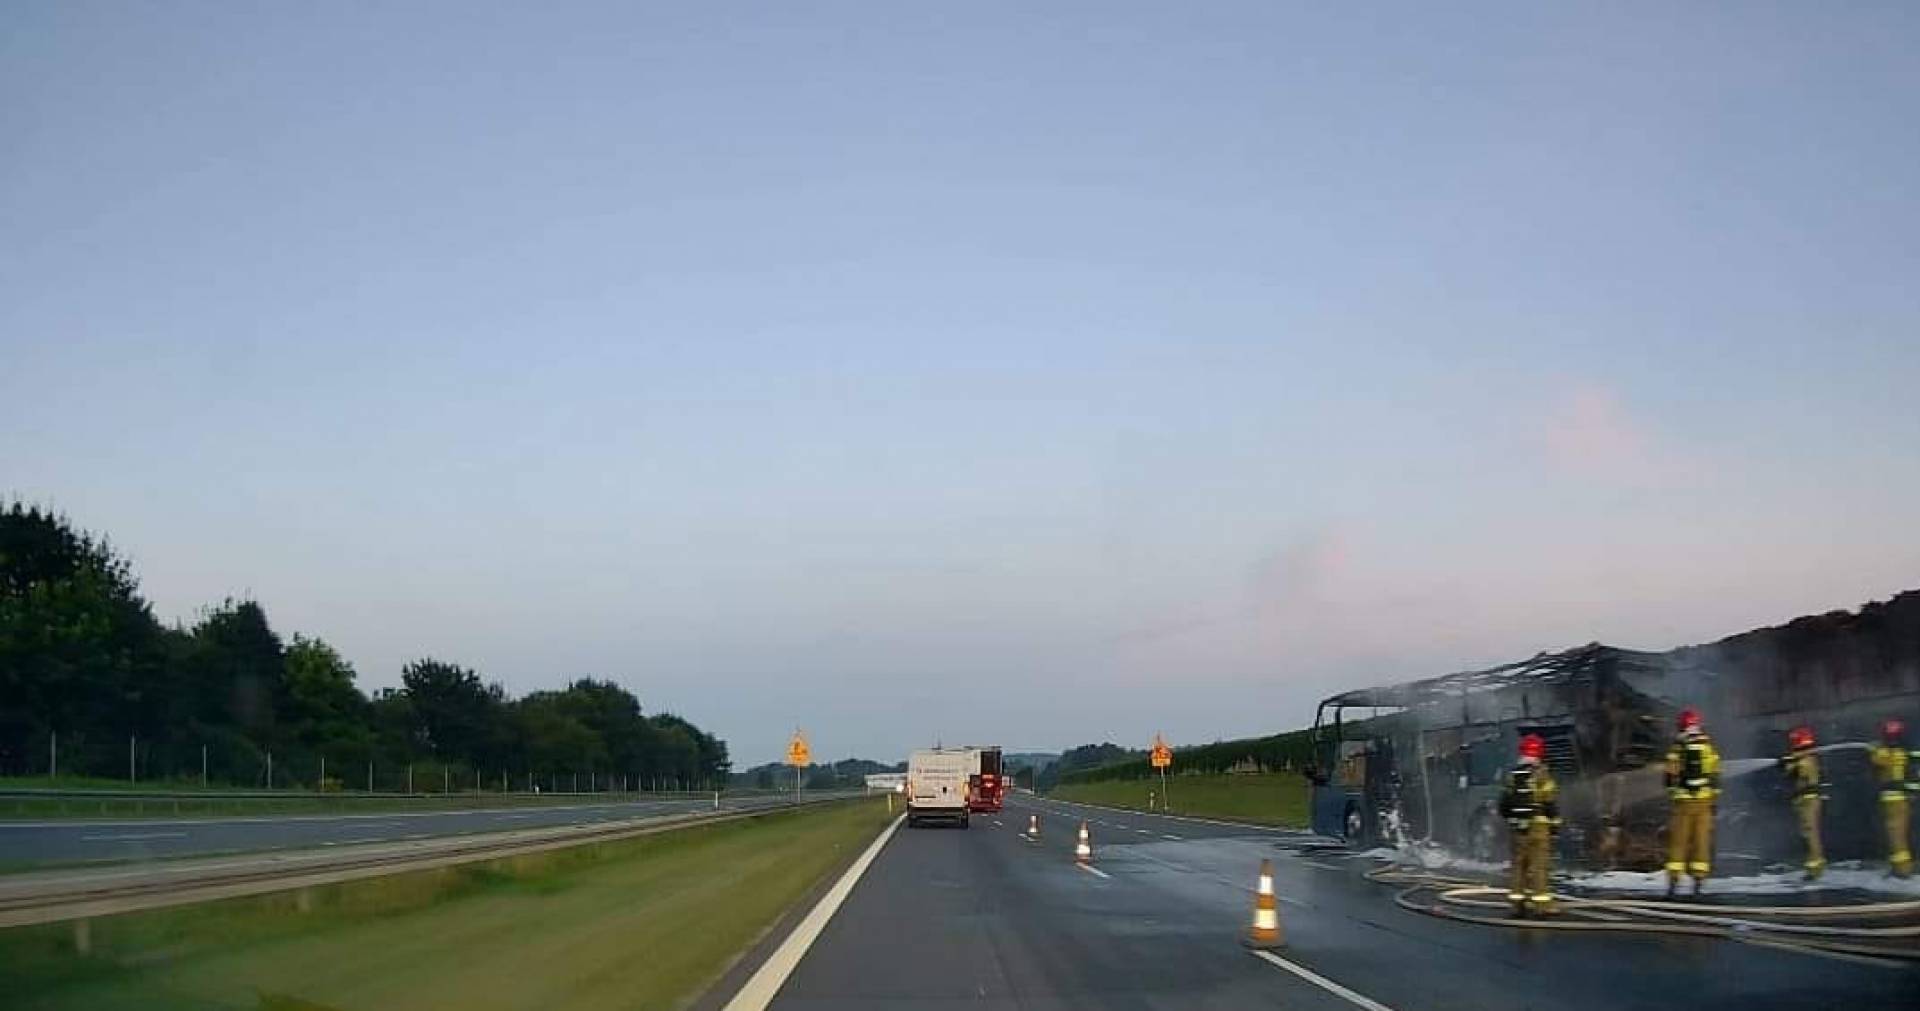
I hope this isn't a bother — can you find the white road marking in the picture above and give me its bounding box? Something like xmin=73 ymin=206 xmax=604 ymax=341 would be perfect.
xmin=1020 ymin=834 xmax=1038 ymax=844
xmin=1075 ymin=863 xmax=1112 ymax=880
xmin=992 ymin=820 xmax=1004 ymax=827
xmin=1134 ymin=828 xmax=1152 ymax=835
xmin=1303 ymin=860 xmax=1343 ymax=871
xmin=1161 ymin=834 xmax=1184 ymax=841
xmin=1250 ymin=950 xmax=1396 ymax=1011
xmin=722 ymin=814 xmax=905 ymax=1011
xmin=79 ymin=831 xmax=187 ymax=842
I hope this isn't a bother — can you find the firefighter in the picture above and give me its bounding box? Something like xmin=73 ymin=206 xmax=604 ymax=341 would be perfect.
xmin=1777 ymin=725 xmax=1824 ymax=880
xmin=1498 ymin=733 xmax=1559 ymax=916
xmin=1664 ymin=708 xmax=1720 ymax=898
xmin=1871 ymin=719 xmax=1913 ymax=878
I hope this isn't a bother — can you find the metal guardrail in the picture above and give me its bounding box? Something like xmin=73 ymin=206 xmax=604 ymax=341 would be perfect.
xmin=0 ymin=790 xmax=869 ymax=929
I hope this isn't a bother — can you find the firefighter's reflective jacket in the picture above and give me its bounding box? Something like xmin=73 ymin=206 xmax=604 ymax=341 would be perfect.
xmin=1499 ymin=763 xmax=1560 ymax=829
xmin=1665 ymin=733 xmax=1721 ymax=801
xmin=1871 ymin=745 xmax=1918 ymax=798
xmin=1780 ymin=749 xmax=1822 ymax=799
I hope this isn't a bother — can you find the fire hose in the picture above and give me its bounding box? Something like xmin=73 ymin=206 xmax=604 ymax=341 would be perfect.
xmin=1367 ymin=865 xmax=1920 ymax=963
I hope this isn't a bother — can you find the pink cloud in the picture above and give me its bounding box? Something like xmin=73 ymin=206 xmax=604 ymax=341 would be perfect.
xmin=1246 ymin=527 xmax=1353 ymax=610
xmin=1543 ymin=384 xmax=1657 ymax=475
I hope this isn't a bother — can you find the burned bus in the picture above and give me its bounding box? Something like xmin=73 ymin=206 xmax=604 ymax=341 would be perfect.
xmin=1304 ymin=598 xmax=1920 ymax=870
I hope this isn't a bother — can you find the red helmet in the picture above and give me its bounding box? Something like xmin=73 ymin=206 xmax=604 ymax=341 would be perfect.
xmin=1886 ymin=719 xmax=1908 ymax=744
xmin=1676 ymin=708 xmax=1702 ymax=732
xmin=1518 ymin=734 xmax=1546 ymax=761
xmin=1788 ymin=726 xmax=1815 ymax=750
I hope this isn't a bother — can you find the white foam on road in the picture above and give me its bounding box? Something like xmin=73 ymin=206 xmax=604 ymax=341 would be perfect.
xmin=1569 ymin=862 xmax=1920 ymax=898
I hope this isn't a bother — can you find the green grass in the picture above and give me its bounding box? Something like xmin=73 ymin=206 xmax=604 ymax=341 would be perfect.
xmin=0 ymin=798 xmax=893 ymax=1011
xmin=1049 ymin=772 xmax=1309 ymax=827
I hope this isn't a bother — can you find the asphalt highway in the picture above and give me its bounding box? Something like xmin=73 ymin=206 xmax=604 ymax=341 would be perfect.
xmin=0 ymin=793 xmax=819 ymax=866
xmin=749 ymin=793 xmax=1918 ymax=1010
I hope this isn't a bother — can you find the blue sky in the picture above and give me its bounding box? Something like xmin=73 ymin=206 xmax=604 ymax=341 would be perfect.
xmin=5 ymin=4 xmax=1917 ymax=765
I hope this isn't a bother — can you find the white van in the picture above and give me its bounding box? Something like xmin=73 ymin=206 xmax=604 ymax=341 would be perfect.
xmin=906 ymin=749 xmax=972 ymax=828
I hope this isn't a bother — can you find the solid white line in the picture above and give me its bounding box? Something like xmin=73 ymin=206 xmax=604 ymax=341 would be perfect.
xmin=79 ymin=831 xmax=187 ymax=842
xmin=1075 ymin=863 xmax=1112 ymax=880
xmin=1250 ymin=950 xmax=1396 ymax=1011
xmin=722 ymin=814 xmax=905 ymax=1011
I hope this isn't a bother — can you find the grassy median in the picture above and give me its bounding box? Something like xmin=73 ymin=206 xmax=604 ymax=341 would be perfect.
xmin=0 ymin=798 xmax=893 ymax=1011
xmin=1049 ymin=772 xmax=1308 ymax=827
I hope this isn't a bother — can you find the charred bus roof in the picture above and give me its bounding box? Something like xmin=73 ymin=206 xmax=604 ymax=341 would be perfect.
xmin=1314 ymin=643 xmax=1700 ymax=734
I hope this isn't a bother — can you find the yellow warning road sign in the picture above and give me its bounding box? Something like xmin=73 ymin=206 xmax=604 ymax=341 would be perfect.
xmin=1151 ymin=733 xmax=1173 ymax=769
xmin=786 ymin=730 xmax=811 ymax=767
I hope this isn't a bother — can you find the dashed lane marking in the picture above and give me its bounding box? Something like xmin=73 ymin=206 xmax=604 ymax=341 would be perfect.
xmin=1161 ymin=834 xmax=1184 ymax=841
xmin=1075 ymin=863 xmax=1112 ymax=880
xmin=1250 ymin=950 xmax=1396 ymax=1011
xmin=1303 ymin=860 xmax=1343 ymax=871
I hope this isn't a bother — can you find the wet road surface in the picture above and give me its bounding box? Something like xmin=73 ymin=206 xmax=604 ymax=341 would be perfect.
xmin=752 ymin=793 xmax=1918 ymax=1010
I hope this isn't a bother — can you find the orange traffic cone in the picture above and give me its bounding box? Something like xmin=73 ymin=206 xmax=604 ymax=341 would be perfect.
xmin=1075 ymin=820 xmax=1093 ymax=865
xmin=1028 ymin=814 xmax=1041 ymax=838
xmin=1245 ymin=858 xmax=1284 ymax=948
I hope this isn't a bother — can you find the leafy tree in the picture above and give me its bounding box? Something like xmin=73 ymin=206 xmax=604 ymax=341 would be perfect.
xmin=401 ymin=658 xmax=507 ymax=766
xmin=516 ymin=690 xmax=606 ymax=779
xmin=285 ymin=634 xmax=374 ymax=771
xmin=0 ymin=502 xmax=163 ymax=775
xmin=188 ymin=599 xmax=287 ymax=747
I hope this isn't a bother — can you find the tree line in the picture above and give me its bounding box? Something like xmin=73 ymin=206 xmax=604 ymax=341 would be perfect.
xmin=0 ymin=503 xmax=729 ymax=790
xmin=1050 ymin=729 xmax=1316 ymax=787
